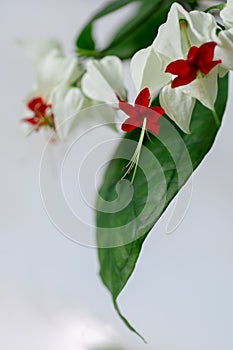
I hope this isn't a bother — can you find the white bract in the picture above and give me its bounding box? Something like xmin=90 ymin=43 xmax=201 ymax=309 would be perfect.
xmin=22 ymin=39 xmax=85 ymax=139
xmin=24 ymin=39 xmax=81 ymax=100
xmin=220 ymin=0 xmax=233 ymax=29
xmin=81 ymin=56 xmax=127 ymax=104
xmin=51 ymin=85 xmax=85 ymax=140
xmin=216 ymin=0 xmax=233 ymax=71
xmin=131 ymin=2 xmax=223 ymax=133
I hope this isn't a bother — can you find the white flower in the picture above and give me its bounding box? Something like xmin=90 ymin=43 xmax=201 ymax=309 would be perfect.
xmin=19 ymin=38 xmax=62 ymax=66
xmin=131 ymin=2 xmax=223 ymax=133
xmin=23 ymin=39 xmax=81 ymax=100
xmin=22 ymin=39 xmax=84 ymax=139
xmin=51 ymin=85 xmax=85 ymax=140
xmin=220 ymin=0 xmax=233 ymax=29
xmin=34 ymin=49 xmax=80 ymax=100
xmin=215 ymin=0 xmax=233 ymax=71
xmin=81 ymin=56 xmax=127 ymax=104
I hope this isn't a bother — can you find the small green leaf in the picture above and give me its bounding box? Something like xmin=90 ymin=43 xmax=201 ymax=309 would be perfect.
xmin=96 ymin=75 xmax=229 ymax=340
xmin=76 ymin=23 xmax=96 ymax=51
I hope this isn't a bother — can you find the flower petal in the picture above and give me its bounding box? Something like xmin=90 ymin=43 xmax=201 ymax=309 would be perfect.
xmin=220 ymin=0 xmax=233 ymax=29
xmin=171 ymin=72 xmax=197 ymax=88
xmin=187 ymin=46 xmax=199 ymax=61
xmin=166 ymin=59 xmax=194 ymax=77
xmin=135 ymin=88 xmax=150 ymax=107
xmin=121 ymin=118 xmax=141 ymax=132
xmin=181 ymin=67 xmax=218 ymax=110
xmin=146 ymin=120 xmax=160 ymax=135
xmin=20 ymin=39 xmax=62 ymax=67
xmin=195 ymin=42 xmax=221 ymax=75
xmin=215 ymin=28 xmax=233 ymax=71
xmin=150 ymin=106 xmax=165 ymax=115
xmin=130 ymin=46 xmax=171 ymax=95
xmin=35 ymin=51 xmax=80 ymax=99
xmin=119 ymin=101 xmax=136 ymax=118
xmin=27 ymin=97 xmax=44 ymax=111
xmin=82 ymin=56 xmax=127 ymax=104
xmin=51 ymin=85 xmax=85 ymax=140
xmin=153 ymin=3 xmax=219 ymax=60
xmin=159 ymin=85 xmax=195 ymax=134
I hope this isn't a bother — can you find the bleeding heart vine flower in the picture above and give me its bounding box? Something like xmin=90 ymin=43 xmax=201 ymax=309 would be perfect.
xmin=23 ymin=97 xmax=54 ymax=132
xmin=131 ymin=2 xmax=224 ymax=133
xmin=120 ymin=88 xmax=164 ymax=134
xmin=21 ymin=39 xmax=85 ymax=139
xmin=119 ymin=88 xmax=165 ymax=183
xmin=165 ymin=42 xmax=221 ymax=88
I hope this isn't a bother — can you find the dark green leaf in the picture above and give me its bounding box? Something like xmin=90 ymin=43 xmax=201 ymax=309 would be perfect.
xmin=102 ymin=2 xmax=171 ymax=59
xmin=75 ymin=0 xmax=138 ymax=52
xmin=76 ymin=23 xmax=96 ymax=52
xmin=75 ymin=0 xmax=172 ymax=59
xmin=96 ymin=75 xmax=229 ymax=340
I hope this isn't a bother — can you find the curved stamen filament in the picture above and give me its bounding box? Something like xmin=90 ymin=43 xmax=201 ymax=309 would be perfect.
xmin=120 ymin=117 xmax=147 ymax=184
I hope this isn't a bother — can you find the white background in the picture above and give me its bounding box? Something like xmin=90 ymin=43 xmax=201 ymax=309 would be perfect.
xmin=0 ymin=0 xmax=233 ymax=349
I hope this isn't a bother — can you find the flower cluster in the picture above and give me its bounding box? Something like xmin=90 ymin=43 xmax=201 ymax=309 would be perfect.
xmin=21 ymin=40 xmax=127 ymax=140
xmin=21 ymin=1 xmax=233 ymax=177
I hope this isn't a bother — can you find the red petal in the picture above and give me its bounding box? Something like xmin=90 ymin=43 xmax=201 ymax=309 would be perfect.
xmin=135 ymin=88 xmax=150 ymax=107
xmin=187 ymin=46 xmax=199 ymax=61
xmin=195 ymin=42 xmax=221 ymax=74
xmin=121 ymin=117 xmax=142 ymax=132
xmin=199 ymin=60 xmax=222 ymax=75
xmin=22 ymin=117 xmax=38 ymax=125
xmin=166 ymin=60 xmax=194 ymax=77
xmin=119 ymin=101 xmax=136 ymax=118
xmin=196 ymin=42 xmax=217 ymax=64
xmin=143 ymin=107 xmax=164 ymax=124
xmin=147 ymin=120 xmax=160 ymax=135
xmin=27 ymin=97 xmax=44 ymax=111
xmin=150 ymin=106 xmax=165 ymax=116
xmin=171 ymin=70 xmax=197 ymax=88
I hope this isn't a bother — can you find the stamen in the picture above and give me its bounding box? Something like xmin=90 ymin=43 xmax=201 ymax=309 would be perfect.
xmin=120 ymin=118 xmax=147 ymax=184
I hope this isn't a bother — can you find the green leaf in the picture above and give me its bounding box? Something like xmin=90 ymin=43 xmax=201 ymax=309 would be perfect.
xmin=102 ymin=2 xmax=171 ymax=59
xmin=76 ymin=23 xmax=96 ymax=52
xmin=75 ymin=0 xmax=173 ymax=59
xmin=75 ymin=0 xmax=137 ymax=52
xmin=75 ymin=0 xmax=201 ymax=59
xmin=96 ymin=75 xmax=229 ymax=340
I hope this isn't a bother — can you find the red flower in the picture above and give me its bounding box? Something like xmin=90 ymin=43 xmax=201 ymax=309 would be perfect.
xmin=119 ymin=88 xmax=165 ymax=135
xmin=165 ymin=42 xmax=222 ymax=88
xmin=23 ymin=97 xmax=55 ymax=131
